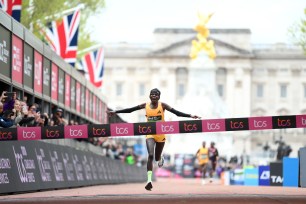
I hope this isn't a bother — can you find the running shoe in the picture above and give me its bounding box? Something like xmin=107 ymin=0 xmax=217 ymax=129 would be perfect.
xmin=158 ymin=156 xmax=164 ymax=168
xmin=145 ymin=182 xmax=153 ymax=191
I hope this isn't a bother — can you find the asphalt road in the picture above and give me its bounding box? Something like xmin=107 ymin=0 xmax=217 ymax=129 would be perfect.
xmin=1 ymin=178 xmax=306 ymax=204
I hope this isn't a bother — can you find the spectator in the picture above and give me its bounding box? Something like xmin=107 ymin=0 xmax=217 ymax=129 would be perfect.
xmin=52 ymin=108 xmax=67 ymax=126
xmin=0 ymin=102 xmax=15 ymax=128
xmin=3 ymin=92 xmax=17 ymax=111
xmin=124 ymin=148 xmax=138 ymax=165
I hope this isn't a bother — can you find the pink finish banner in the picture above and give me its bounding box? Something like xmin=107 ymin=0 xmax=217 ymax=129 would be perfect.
xmin=202 ymin=119 xmax=226 ymax=132
xmin=0 ymin=114 xmax=304 ymax=141
xmin=156 ymin=121 xmax=179 ymax=135
xmin=64 ymin=125 xmax=88 ymax=139
xmin=248 ymin=116 xmax=273 ymax=130
xmin=17 ymin=127 xmax=41 ymax=140
xmin=111 ymin=123 xmax=134 ymax=137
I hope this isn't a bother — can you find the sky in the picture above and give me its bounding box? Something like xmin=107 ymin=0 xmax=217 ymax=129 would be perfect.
xmin=89 ymin=0 xmax=305 ymax=44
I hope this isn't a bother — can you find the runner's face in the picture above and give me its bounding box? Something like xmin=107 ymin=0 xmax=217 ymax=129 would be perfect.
xmin=150 ymin=91 xmax=160 ymax=102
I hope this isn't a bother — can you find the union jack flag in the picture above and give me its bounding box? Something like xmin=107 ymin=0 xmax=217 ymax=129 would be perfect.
xmin=78 ymin=48 xmax=105 ymax=88
xmin=42 ymin=9 xmax=80 ymax=67
xmin=0 ymin=0 xmax=22 ymax=22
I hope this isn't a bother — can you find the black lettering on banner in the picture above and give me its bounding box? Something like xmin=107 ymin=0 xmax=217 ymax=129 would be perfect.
xmin=225 ymin=118 xmax=249 ymax=131
xmin=0 ymin=128 xmax=17 ymax=141
xmin=179 ymin=120 xmax=202 ymax=133
xmin=272 ymin=115 xmax=296 ymax=129
xmin=133 ymin=122 xmax=156 ymax=135
xmin=88 ymin=124 xmax=111 ymax=137
xmin=42 ymin=126 xmax=64 ymax=139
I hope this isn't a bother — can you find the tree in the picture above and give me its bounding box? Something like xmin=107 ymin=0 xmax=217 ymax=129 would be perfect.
xmin=20 ymin=0 xmax=105 ymax=54
xmin=289 ymin=8 xmax=306 ymax=55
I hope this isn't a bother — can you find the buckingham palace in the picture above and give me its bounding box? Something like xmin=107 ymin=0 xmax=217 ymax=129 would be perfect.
xmin=101 ymin=28 xmax=306 ymax=164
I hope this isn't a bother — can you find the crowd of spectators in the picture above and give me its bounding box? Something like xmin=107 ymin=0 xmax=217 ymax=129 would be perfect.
xmin=0 ymin=91 xmax=144 ymax=166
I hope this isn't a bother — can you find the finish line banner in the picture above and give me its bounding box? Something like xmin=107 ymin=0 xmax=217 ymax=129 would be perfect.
xmin=0 ymin=115 xmax=305 ymax=141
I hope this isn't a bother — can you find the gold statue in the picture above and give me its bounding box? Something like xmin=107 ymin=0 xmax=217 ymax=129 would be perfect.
xmin=190 ymin=12 xmax=216 ymax=60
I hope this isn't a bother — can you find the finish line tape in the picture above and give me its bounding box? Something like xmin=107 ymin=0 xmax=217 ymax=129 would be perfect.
xmin=1 ymin=115 xmax=306 ymax=141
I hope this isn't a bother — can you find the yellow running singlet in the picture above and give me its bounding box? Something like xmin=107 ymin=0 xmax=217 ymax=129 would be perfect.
xmin=145 ymin=102 xmax=166 ymax=142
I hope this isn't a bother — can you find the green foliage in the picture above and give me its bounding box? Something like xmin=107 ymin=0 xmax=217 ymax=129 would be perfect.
xmin=21 ymin=0 xmax=105 ymax=57
xmin=289 ymin=8 xmax=306 ymax=55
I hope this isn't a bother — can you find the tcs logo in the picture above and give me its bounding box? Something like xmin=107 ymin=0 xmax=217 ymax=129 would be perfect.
xmin=161 ymin=125 xmax=174 ymax=133
xmin=23 ymin=130 xmax=36 ymax=138
xmin=277 ymin=119 xmax=291 ymax=127
xmin=0 ymin=131 xmax=13 ymax=140
xmin=230 ymin=121 xmax=244 ymax=129
xmin=69 ymin=129 xmax=83 ymax=137
xmin=207 ymin=122 xmax=220 ymax=130
xmin=137 ymin=125 xmax=152 ymax=134
xmin=253 ymin=120 xmax=267 ymax=128
xmin=45 ymin=130 xmax=60 ymax=138
xmin=116 ymin=127 xmax=128 ymax=135
xmin=92 ymin=127 xmax=106 ymax=136
xmin=184 ymin=123 xmax=197 ymax=132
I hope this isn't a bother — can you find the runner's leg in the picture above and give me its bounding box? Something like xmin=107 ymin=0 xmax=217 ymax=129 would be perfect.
xmin=155 ymin=142 xmax=165 ymax=167
xmin=145 ymin=138 xmax=155 ymax=190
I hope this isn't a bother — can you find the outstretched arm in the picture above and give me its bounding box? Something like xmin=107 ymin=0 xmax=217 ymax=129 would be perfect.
xmin=107 ymin=103 xmax=146 ymax=117
xmin=162 ymin=103 xmax=201 ymax=119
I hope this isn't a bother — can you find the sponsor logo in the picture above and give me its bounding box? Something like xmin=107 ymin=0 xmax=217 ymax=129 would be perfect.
xmin=42 ymin=126 xmax=64 ymax=139
xmin=271 ymin=175 xmax=283 ymax=183
xmin=249 ymin=117 xmax=272 ymax=130
xmin=134 ymin=122 xmax=156 ymax=135
xmin=64 ymin=125 xmax=88 ymax=139
xmin=260 ymin=170 xmax=270 ymax=180
xmin=111 ymin=123 xmax=134 ymax=136
xmin=17 ymin=127 xmax=41 ymax=140
xmin=179 ymin=120 xmax=202 ymax=133
xmin=88 ymin=124 xmax=111 ymax=137
xmin=147 ymin=115 xmax=162 ymax=122
xmin=0 ymin=128 xmax=17 ymax=141
xmin=225 ymin=118 xmax=249 ymax=131
xmin=13 ymin=146 xmax=36 ymax=183
xmin=272 ymin=115 xmax=296 ymax=129
xmin=156 ymin=121 xmax=179 ymax=134
xmin=202 ymin=119 xmax=225 ymax=132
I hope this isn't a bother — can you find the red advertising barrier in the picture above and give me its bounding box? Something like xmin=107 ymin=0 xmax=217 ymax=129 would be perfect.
xmin=0 ymin=115 xmax=305 ymax=141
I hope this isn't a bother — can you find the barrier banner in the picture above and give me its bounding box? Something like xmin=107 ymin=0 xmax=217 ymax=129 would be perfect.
xmin=230 ymin=169 xmax=244 ymax=185
xmin=0 ymin=114 xmax=305 ymax=141
xmin=270 ymin=162 xmax=283 ymax=186
xmin=0 ymin=141 xmax=146 ymax=194
xmin=244 ymin=168 xmax=258 ymax=186
xmin=258 ymin=165 xmax=270 ymax=186
xmin=283 ymin=157 xmax=299 ymax=187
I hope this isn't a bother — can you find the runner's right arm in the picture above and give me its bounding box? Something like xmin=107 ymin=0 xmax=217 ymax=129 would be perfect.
xmin=107 ymin=103 xmax=146 ymax=116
